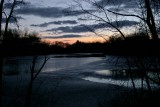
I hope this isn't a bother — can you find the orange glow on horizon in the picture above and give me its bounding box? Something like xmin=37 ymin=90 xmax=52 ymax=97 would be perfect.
xmin=39 ymin=27 xmax=136 ymax=44
xmin=41 ymin=36 xmax=106 ymax=44
xmin=39 ymin=31 xmax=109 ymax=44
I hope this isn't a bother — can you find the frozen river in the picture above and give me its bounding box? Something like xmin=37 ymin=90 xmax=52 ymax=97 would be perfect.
xmin=2 ymin=54 xmax=137 ymax=87
xmin=3 ymin=54 xmax=126 ymax=75
xmin=3 ymin=54 xmax=158 ymax=88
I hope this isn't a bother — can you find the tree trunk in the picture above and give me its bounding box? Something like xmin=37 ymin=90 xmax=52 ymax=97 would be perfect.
xmin=0 ymin=0 xmax=4 ymax=39
xmin=25 ymin=56 xmax=37 ymax=107
xmin=145 ymin=0 xmax=158 ymax=39
xmin=0 ymin=1 xmax=4 ymax=106
xmin=3 ymin=0 xmax=16 ymax=43
xmin=0 ymin=57 xmax=3 ymax=107
xmin=25 ymin=80 xmax=33 ymax=107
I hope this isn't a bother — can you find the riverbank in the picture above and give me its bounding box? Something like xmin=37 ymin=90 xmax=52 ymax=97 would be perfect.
xmin=2 ymin=74 xmax=127 ymax=107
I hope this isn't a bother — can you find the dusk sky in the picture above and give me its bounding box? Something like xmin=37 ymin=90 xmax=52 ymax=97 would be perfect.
xmin=6 ymin=0 xmax=140 ymax=43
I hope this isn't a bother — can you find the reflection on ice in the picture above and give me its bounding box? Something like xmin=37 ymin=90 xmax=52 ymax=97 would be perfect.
xmin=95 ymin=70 xmax=111 ymax=76
xmin=83 ymin=76 xmax=159 ymax=89
xmin=83 ymin=76 xmax=136 ymax=88
xmin=82 ymin=69 xmax=159 ymax=89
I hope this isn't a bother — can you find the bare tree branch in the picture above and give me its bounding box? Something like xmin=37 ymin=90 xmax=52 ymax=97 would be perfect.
xmin=33 ymin=56 xmax=49 ymax=80
xmin=106 ymin=9 xmax=147 ymax=23
xmin=77 ymin=1 xmax=126 ymax=39
xmin=82 ymin=25 xmax=108 ymax=41
xmin=4 ymin=0 xmax=16 ymax=38
xmin=106 ymin=0 xmax=159 ymax=39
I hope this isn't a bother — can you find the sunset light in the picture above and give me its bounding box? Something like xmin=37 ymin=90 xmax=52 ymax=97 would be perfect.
xmin=5 ymin=0 xmax=140 ymax=44
xmin=1 ymin=0 xmax=160 ymax=107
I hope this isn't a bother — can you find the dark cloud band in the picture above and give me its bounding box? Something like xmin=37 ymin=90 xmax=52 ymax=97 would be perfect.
xmin=15 ymin=6 xmax=90 ymax=18
xmin=46 ymin=20 xmax=138 ymax=33
xmin=4 ymin=1 xmax=30 ymax=9
xmin=31 ymin=20 xmax=78 ymax=27
xmin=94 ymin=0 xmax=136 ymax=7
xmin=43 ymin=34 xmax=82 ymax=39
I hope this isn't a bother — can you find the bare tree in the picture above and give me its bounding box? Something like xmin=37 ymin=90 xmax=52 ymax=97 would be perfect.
xmin=74 ymin=1 xmax=160 ymax=105
xmin=3 ymin=0 xmax=17 ymax=42
xmin=0 ymin=0 xmax=3 ymax=96
xmin=74 ymin=0 xmax=126 ymax=40
xmin=0 ymin=0 xmax=24 ymax=106
xmin=75 ymin=0 xmax=160 ymax=40
xmin=25 ymin=56 xmax=49 ymax=107
xmin=105 ymin=0 xmax=159 ymax=39
xmin=101 ymin=0 xmax=160 ymax=93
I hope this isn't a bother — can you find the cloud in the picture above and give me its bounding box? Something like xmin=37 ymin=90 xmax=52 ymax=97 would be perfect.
xmin=46 ymin=20 xmax=138 ymax=33
xmin=43 ymin=34 xmax=82 ymax=39
xmin=94 ymin=0 xmax=137 ymax=8
xmin=16 ymin=7 xmax=65 ymax=18
xmin=93 ymin=20 xmax=138 ymax=29
xmin=15 ymin=6 xmax=91 ymax=18
xmin=46 ymin=25 xmax=89 ymax=33
xmin=31 ymin=20 xmax=78 ymax=27
xmin=4 ymin=1 xmax=30 ymax=9
xmin=2 ymin=16 xmax=24 ymax=23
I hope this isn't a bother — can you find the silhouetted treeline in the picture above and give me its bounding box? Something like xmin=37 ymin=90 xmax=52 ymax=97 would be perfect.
xmin=0 ymin=29 xmax=44 ymax=56
xmin=1 ymin=30 xmax=160 ymax=56
xmin=66 ymin=40 xmax=107 ymax=53
xmin=0 ymin=40 xmax=107 ymax=56
xmin=105 ymin=33 xmax=160 ymax=56
xmin=0 ymin=29 xmax=107 ymax=56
